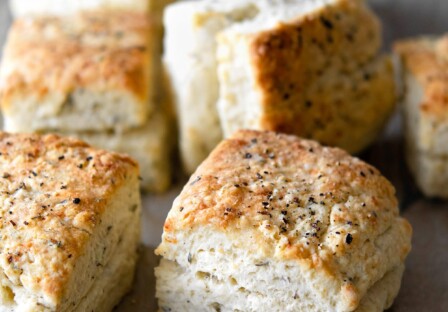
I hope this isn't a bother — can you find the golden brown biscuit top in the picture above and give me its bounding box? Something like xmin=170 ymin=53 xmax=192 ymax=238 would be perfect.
xmin=395 ymin=35 xmax=448 ymax=119
xmin=0 ymin=10 xmax=152 ymax=100
xmin=0 ymin=132 xmax=138 ymax=304
xmin=159 ymin=131 xmax=411 ymax=309
xmin=163 ymin=130 xmax=401 ymax=256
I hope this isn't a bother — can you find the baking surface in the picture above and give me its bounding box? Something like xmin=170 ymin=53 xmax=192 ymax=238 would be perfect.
xmin=1 ymin=0 xmax=448 ymax=311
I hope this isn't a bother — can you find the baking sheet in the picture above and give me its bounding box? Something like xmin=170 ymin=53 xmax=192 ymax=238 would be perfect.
xmin=0 ymin=0 xmax=448 ymax=311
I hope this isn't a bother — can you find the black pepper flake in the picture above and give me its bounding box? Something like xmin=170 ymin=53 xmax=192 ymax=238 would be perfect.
xmin=58 ymin=155 xmax=65 ymax=160
xmin=86 ymin=156 xmax=93 ymax=161
xmin=360 ymin=171 xmax=366 ymax=177
xmin=2 ymin=173 xmax=10 ymax=179
xmin=10 ymin=220 xmax=16 ymax=226
xmin=68 ymin=254 xmax=72 ymax=259
xmin=73 ymin=198 xmax=81 ymax=204
xmin=362 ymin=203 xmax=366 ymax=207
xmin=335 ymin=231 xmax=340 ymax=235
xmin=61 ymin=185 xmax=67 ymax=190
xmin=256 ymin=173 xmax=263 ymax=180
xmin=234 ymin=184 xmax=240 ymax=188
xmin=346 ymin=233 xmax=353 ymax=245
xmin=24 ymin=221 xmax=29 ymax=225
xmin=321 ymin=17 xmax=334 ymax=29
xmin=281 ymin=210 xmax=288 ymax=215
xmin=257 ymin=211 xmax=272 ymax=217
xmin=309 ymin=148 xmax=314 ymax=153
xmin=7 ymin=255 xmax=13 ymax=263
xmin=305 ymin=100 xmax=313 ymax=108
xmin=78 ymin=164 xmax=83 ymax=169
xmin=31 ymin=171 xmax=37 ymax=177
xmin=244 ymin=153 xmax=253 ymax=159
xmin=347 ymin=221 xmax=353 ymax=225
xmin=225 ymin=208 xmax=232 ymax=212
xmin=179 ymin=207 xmax=184 ymax=212
xmin=251 ymin=138 xmax=258 ymax=144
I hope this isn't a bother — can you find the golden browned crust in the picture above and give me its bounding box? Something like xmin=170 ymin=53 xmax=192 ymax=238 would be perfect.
xmin=0 ymin=10 xmax=154 ymax=105
xmin=0 ymin=132 xmax=138 ymax=304
xmin=246 ymin=0 xmax=392 ymax=153
xmin=158 ymin=130 xmax=412 ymax=309
xmin=394 ymin=35 xmax=448 ymax=119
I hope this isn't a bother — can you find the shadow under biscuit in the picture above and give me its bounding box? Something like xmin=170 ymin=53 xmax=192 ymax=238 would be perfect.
xmin=114 ymin=245 xmax=159 ymax=312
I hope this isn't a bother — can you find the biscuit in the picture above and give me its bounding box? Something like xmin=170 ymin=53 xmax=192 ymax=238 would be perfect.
xmin=164 ymin=0 xmax=394 ymax=173
xmin=155 ymin=130 xmax=412 ymax=312
xmin=395 ymin=35 xmax=448 ymax=198
xmin=0 ymin=10 xmax=158 ymax=132
xmin=0 ymin=132 xmax=141 ymax=311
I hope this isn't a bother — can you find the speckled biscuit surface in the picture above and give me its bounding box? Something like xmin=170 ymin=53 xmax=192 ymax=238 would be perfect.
xmin=0 ymin=132 xmax=141 ymax=310
xmin=156 ymin=130 xmax=411 ymax=312
xmin=0 ymin=10 xmax=156 ymax=132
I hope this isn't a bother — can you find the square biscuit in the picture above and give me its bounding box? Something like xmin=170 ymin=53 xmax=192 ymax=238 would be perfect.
xmin=0 ymin=132 xmax=141 ymax=310
xmin=395 ymin=35 xmax=448 ymax=198
xmin=155 ymin=130 xmax=412 ymax=312
xmin=164 ymin=0 xmax=393 ymax=173
xmin=0 ymin=10 xmax=159 ymax=132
